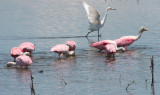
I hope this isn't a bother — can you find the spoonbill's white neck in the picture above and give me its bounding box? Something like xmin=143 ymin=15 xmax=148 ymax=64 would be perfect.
xmin=135 ymin=29 xmax=145 ymax=41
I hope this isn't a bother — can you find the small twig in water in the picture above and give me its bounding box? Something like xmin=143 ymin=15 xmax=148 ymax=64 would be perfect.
xmin=150 ymin=56 xmax=154 ymax=84
xmin=126 ymin=81 xmax=136 ymax=91
xmin=145 ymin=79 xmax=148 ymax=89
xmin=30 ymin=70 xmax=36 ymax=95
xmin=119 ymin=74 xmax=121 ymax=85
xmin=150 ymin=56 xmax=155 ymax=95
xmin=61 ymin=74 xmax=67 ymax=85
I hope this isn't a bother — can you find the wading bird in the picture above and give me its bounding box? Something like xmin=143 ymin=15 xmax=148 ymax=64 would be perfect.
xmin=91 ymin=40 xmax=125 ymax=52
xmin=51 ymin=44 xmax=69 ymax=58
xmin=7 ymin=55 xmax=32 ymax=68
xmin=10 ymin=47 xmax=24 ymax=61
xmin=51 ymin=41 xmax=76 ymax=58
xmin=20 ymin=42 xmax=35 ymax=55
xmin=90 ymin=40 xmax=117 ymax=51
xmin=82 ymin=0 xmax=116 ymax=38
xmin=114 ymin=26 xmax=150 ymax=50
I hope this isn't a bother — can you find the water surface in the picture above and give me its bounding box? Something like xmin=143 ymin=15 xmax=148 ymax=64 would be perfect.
xmin=0 ymin=0 xmax=160 ymax=95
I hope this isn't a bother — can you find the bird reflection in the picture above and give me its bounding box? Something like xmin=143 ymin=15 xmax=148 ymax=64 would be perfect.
xmin=51 ymin=56 xmax=77 ymax=69
xmin=124 ymin=50 xmax=135 ymax=56
xmin=105 ymin=57 xmax=116 ymax=70
xmin=126 ymin=90 xmax=135 ymax=95
xmin=14 ymin=68 xmax=31 ymax=84
xmin=86 ymin=37 xmax=96 ymax=48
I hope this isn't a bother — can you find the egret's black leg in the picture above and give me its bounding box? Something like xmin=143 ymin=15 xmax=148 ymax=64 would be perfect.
xmin=98 ymin=29 xmax=100 ymax=41
xmin=86 ymin=30 xmax=93 ymax=37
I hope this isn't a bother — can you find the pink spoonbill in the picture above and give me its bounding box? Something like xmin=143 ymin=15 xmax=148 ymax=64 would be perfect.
xmin=10 ymin=47 xmax=24 ymax=61
xmin=51 ymin=41 xmax=76 ymax=58
xmin=7 ymin=55 xmax=32 ymax=68
xmin=20 ymin=42 xmax=35 ymax=55
xmin=114 ymin=26 xmax=150 ymax=50
xmin=51 ymin=44 xmax=69 ymax=58
xmin=90 ymin=40 xmax=118 ymax=51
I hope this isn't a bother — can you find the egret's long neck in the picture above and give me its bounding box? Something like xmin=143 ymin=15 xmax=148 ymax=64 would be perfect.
xmin=100 ymin=9 xmax=109 ymax=28
xmin=135 ymin=30 xmax=143 ymax=41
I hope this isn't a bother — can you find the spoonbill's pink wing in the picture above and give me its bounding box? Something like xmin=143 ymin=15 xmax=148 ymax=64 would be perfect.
xmin=90 ymin=40 xmax=115 ymax=50
xmin=51 ymin=44 xmax=69 ymax=53
xmin=114 ymin=36 xmax=135 ymax=47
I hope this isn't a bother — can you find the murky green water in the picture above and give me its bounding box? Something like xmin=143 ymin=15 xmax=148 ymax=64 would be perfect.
xmin=0 ymin=0 xmax=160 ymax=95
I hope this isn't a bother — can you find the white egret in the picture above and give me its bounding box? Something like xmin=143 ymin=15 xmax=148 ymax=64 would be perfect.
xmin=82 ymin=0 xmax=116 ymax=38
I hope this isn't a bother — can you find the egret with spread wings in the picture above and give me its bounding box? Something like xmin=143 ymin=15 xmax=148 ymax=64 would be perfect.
xmin=82 ymin=0 xmax=116 ymax=38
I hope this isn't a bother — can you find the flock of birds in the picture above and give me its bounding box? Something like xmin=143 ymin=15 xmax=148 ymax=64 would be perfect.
xmin=7 ymin=0 xmax=155 ymax=68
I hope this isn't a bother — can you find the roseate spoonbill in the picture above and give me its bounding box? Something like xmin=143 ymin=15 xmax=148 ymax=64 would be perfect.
xmin=91 ymin=40 xmax=125 ymax=52
xmin=114 ymin=26 xmax=151 ymax=50
xmin=10 ymin=47 xmax=24 ymax=61
xmin=90 ymin=40 xmax=117 ymax=51
xmin=20 ymin=42 xmax=35 ymax=55
xmin=65 ymin=41 xmax=76 ymax=55
xmin=51 ymin=44 xmax=69 ymax=58
xmin=7 ymin=55 xmax=32 ymax=68
xmin=82 ymin=0 xmax=116 ymax=38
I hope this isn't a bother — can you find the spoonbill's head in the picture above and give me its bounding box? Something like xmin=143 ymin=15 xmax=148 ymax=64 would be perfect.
xmin=107 ymin=7 xmax=116 ymax=11
xmin=140 ymin=26 xmax=149 ymax=32
xmin=140 ymin=26 xmax=158 ymax=36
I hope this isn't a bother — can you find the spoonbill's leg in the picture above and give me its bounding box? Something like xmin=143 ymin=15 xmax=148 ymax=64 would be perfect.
xmin=59 ymin=53 xmax=63 ymax=59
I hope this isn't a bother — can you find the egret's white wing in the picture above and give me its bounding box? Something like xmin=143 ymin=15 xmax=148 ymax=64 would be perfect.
xmin=83 ymin=1 xmax=100 ymax=25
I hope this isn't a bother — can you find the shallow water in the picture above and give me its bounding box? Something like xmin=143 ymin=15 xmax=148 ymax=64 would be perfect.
xmin=0 ymin=0 xmax=160 ymax=95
